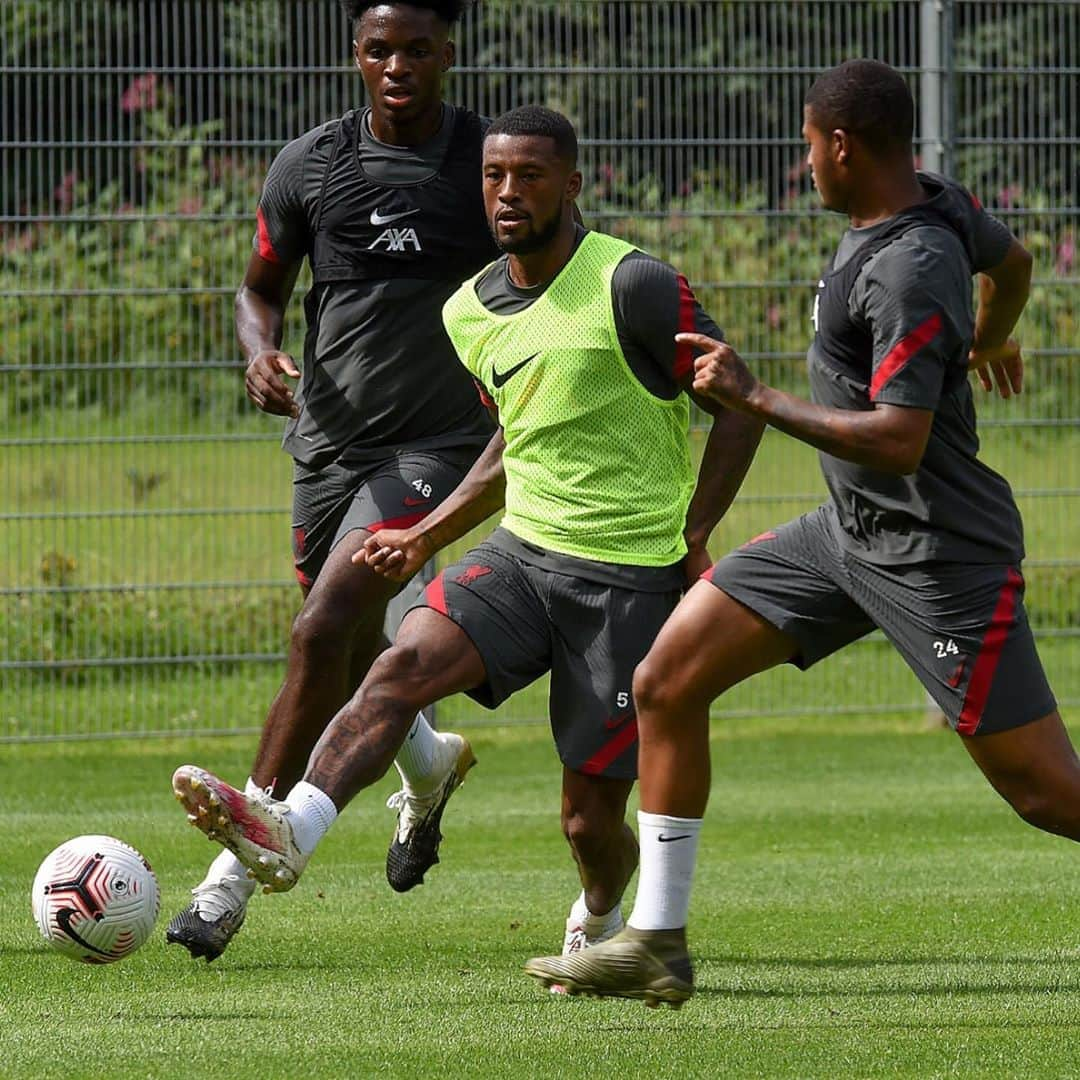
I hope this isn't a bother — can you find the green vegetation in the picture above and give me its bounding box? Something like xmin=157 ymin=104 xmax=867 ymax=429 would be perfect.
xmin=5 ymin=720 xmax=1080 ymax=1077
xmin=4 ymin=424 xmax=1077 ymax=739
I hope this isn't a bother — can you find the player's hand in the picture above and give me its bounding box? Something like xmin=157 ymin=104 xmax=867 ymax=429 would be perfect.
xmin=354 ymin=528 xmax=434 ymax=583
xmin=682 ymin=541 xmax=713 ymax=588
xmin=245 ymin=350 xmax=301 ymax=417
xmin=678 ymin=333 xmax=760 ymax=411
xmin=968 ymin=338 xmax=1023 ymax=398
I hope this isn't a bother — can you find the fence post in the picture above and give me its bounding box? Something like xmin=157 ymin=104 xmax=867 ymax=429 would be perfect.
xmin=919 ymin=0 xmax=945 ymax=174
xmin=921 ymin=0 xmax=955 ymax=731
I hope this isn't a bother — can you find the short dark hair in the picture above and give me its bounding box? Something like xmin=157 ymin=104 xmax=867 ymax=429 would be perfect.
xmin=485 ymin=106 xmax=578 ymax=166
xmin=804 ymin=59 xmax=914 ymax=155
xmin=340 ymin=1 xmax=475 ymax=29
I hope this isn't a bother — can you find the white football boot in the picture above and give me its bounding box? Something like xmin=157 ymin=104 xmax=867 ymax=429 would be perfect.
xmin=172 ymin=765 xmax=307 ymax=893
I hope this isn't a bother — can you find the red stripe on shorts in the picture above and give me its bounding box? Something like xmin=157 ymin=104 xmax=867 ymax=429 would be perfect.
xmin=580 ymin=718 xmax=639 ymax=776
xmin=363 ymin=511 xmax=427 ymax=533
xmin=957 ymin=568 xmax=1023 ymax=735
xmin=425 ymin=572 xmax=448 ymax=616
xmin=869 ymin=311 xmax=943 ymax=400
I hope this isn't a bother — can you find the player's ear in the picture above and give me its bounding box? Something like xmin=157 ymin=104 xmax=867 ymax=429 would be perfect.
xmin=566 ymin=169 xmax=583 ymax=201
xmin=442 ymin=39 xmax=455 ymax=72
xmin=833 ymin=128 xmax=850 ymax=165
xmin=352 ymin=39 xmax=362 ymax=70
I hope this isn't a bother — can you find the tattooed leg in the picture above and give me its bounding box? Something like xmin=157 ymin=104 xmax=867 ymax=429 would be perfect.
xmin=305 ymin=607 xmax=487 ymax=810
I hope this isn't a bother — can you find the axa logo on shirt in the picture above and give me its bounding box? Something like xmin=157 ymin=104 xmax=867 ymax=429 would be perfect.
xmin=368 ymin=205 xmax=422 ymax=252
xmin=369 ymin=226 xmax=422 ymax=252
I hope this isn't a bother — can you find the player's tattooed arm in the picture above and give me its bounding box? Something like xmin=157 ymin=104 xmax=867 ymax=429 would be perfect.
xmin=357 ymin=428 xmax=507 ymax=582
xmin=682 ymin=394 xmax=764 ymax=583
xmin=969 ymin=238 xmax=1033 ymax=398
xmin=681 ymin=332 xmax=933 ymax=475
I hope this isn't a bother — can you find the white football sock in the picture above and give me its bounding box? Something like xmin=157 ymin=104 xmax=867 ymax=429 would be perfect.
xmin=628 ymin=811 xmax=703 ymax=931
xmin=569 ymin=890 xmax=623 ymax=937
xmin=198 ymin=849 xmax=255 ymax=897
xmin=393 ymin=712 xmax=440 ymax=789
xmin=283 ymin=780 xmax=338 ymax=855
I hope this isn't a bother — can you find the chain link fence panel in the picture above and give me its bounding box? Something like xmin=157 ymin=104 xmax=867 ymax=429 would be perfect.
xmin=2 ymin=0 xmax=1076 ymax=740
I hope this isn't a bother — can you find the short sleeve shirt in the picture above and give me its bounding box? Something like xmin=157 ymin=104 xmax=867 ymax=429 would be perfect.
xmin=810 ymin=173 xmax=1024 ymax=564
xmin=253 ymin=106 xmax=497 ymax=468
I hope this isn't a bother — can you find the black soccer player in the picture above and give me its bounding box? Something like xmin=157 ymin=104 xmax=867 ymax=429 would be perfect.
xmin=166 ymin=0 xmax=497 ymax=960
xmin=170 ymin=106 xmax=765 ymax=963
xmin=525 ymin=59 xmax=1077 ymax=1007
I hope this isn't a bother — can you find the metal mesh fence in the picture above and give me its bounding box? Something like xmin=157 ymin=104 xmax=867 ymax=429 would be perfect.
xmin=2 ymin=0 xmax=1076 ymax=741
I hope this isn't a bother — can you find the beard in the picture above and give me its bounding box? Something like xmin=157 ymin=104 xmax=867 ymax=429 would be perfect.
xmin=490 ymin=206 xmax=563 ymax=255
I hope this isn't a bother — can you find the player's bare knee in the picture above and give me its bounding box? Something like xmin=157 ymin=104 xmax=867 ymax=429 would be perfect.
xmin=1006 ymin=784 xmax=1079 ymax=836
xmin=633 ymin=655 xmax=682 ymax=718
xmin=290 ymin=599 xmax=352 ymax=660
xmin=562 ymin=805 xmax=619 ymax=863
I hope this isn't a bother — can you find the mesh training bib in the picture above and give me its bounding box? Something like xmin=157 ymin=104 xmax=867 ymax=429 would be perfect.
xmin=443 ymin=232 xmax=693 ymax=566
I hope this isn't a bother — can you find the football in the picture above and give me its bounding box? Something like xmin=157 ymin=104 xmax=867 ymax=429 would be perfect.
xmin=31 ymin=835 xmax=160 ymax=964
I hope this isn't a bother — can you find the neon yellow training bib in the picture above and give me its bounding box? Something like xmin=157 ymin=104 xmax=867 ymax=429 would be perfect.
xmin=443 ymin=232 xmax=693 ymax=567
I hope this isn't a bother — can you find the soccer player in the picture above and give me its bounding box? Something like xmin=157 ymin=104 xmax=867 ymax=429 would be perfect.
xmin=166 ymin=0 xmax=498 ymax=960
xmin=171 ymin=106 xmax=764 ymax=959
xmin=522 ymin=59 xmax=1075 ymax=1008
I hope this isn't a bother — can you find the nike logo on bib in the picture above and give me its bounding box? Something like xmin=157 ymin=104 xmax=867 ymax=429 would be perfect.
xmin=370 ymin=207 xmax=420 ymax=226
xmin=491 ymin=352 xmax=540 ymax=388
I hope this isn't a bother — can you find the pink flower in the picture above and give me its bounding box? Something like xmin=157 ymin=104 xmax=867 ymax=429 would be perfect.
xmin=1056 ymin=233 xmax=1075 ymax=276
xmin=54 ymin=170 xmax=78 ymax=211
xmin=996 ymin=184 xmax=1022 ymax=209
xmin=3 ymin=228 xmax=36 ymax=256
xmin=767 ymin=304 xmax=782 ymax=330
xmin=177 ymin=196 xmax=203 ymax=216
xmin=121 ymin=73 xmax=158 ymax=114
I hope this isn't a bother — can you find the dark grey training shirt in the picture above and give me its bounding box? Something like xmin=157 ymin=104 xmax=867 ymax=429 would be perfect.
xmin=809 ymin=173 xmax=1025 ymax=565
xmin=473 ymin=229 xmax=724 ymax=590
xmin=255 ymin=105 xmax=496 ymax=469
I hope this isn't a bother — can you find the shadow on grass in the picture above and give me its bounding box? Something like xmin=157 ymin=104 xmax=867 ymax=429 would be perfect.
xmin=700 ymin=952 xmax=1077 ymax=970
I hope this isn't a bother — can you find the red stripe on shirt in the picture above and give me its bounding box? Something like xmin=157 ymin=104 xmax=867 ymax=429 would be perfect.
xmin=256 ymin=206 xmax=280 ymax=263
xmin=957 ymin=568 xmax=1024 ymax=735
xmin=672 ymin=273 xmax=697 ymax=382
xmin=580 ymin=718 xmax=639 ymax=776
xmin=868 ymin=311 xmax=944 ymax=401
xmin=424 ymin=572 xmax=448 ymax=616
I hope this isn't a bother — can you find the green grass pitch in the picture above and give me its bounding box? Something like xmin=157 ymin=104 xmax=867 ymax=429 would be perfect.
xmin=4 ymin=715 xmax=1079 ymax=1078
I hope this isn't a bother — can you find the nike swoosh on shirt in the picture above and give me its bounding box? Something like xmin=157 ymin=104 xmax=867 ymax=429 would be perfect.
xmin=491 ymin=352 xmax=540 ymax=388
xmin=370 ymin=207 xmax=420 ymax=226
xmin=402 ymin=496 xmax=430 ymax=507
xmin=657 ymin=834 xmax=692 ymax=843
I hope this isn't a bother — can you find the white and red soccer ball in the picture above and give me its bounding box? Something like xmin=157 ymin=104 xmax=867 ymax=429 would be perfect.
xmin=31 ymin=835 xmax=159 ymax=963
